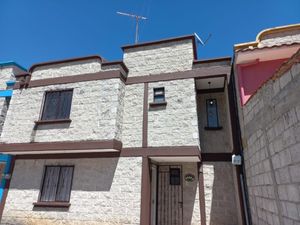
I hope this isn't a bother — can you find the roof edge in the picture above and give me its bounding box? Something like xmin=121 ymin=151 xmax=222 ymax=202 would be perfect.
xmin=193 ymin=56 xmax=232 ymax=65
xmin=29 ymin=55 xmax=103 ymax=73
xmin=122 ymin=34 xmax=197 ymax=60
xmin=0 ymin=61 xmax=27 ymax=72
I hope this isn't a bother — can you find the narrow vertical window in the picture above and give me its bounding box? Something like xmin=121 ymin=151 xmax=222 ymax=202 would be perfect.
xmin=153 ymin=87 xmax=165 ymax=103
xmin=206 ymin=99 xmax=220 ymax=128
xmin=170 ymin=168 xmax=181 ymax=185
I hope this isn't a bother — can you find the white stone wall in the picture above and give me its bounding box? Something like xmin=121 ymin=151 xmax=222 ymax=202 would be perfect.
xmin=148 ymin=79 xmax=199 ymax=147
xmin=0 ymin=79 xmax=124 ymax=143
xmin=123 ymin=40 xmax=194 ymax=77
xmin=122 ymin=84 xmax=144 ymax=148
xmin=258 ymin=28 xmax=300 ymax=48
xmin=0 ymin=67 xmax=13 ymax=90
xmin=203 ymin=162 xmax=239 ymax=225
xmin=1 ymin=157 xmax=142 ymax=225
xmin=31 ymin=59 xmax=123 ymax=80
xmin=242 ymin=62 xmax=300 ymax=225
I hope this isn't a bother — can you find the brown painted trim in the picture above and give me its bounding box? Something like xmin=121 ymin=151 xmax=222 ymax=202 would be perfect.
xmin=29 ymin=55 xmax=103 ymax=73
xmin=149 ymin=101 xmax=167 ymax=108
xmin=142 ymin=83 xmax=148 ymax=148
xmin=126 ymin=69 xmax=229 ymax=85
xmin=122 ymin=146 xmax=201 ymax=157
xmin=0 ymin=139 xmax=122 ymax=153
xmin=201 ymin=153 xmax=232 ymax=161
xmin=15 ymin=152 xmax=121 ymax=160
xmin=13 ymin=70 xmax=126 ymax=89
xmin=101 ymin=61 xmax=129 ymax=73
xmin=197 ymin=88 xmax=225 ymax=94
xmin=204 ymin=126 xmax=223 ymax=130
xmin=33 ymin=202 xmax=71 ymax=208
xmin=140 ymin=157 xmax=151 ymax=225
xmin=122 ymin=35 xmax=197 ymax=60
xmin=0 ymin=156 xmax=15 ymax=221
xmin=193 ymin=56 xmax=232 ymax=65
xmin=198 ymin=162 xmax=206 ymax=225
xmin=34 ymin=119 xmax=72 ymax=125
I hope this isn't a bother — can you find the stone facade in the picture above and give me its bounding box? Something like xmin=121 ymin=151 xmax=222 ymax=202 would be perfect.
xmin=241 ymin=62 xmax=300 ymax=225
xmin=259 ymin=29 xmax=300 ymax=48
xmin=123 ymin=39 xmax=194 ymax=77
xmin=1 ymin=79 xmax=124 ymax=143
xmin=1 ymin=157 xmax=142 ymax=225
xmin=148 ymin=79 xmax=199 ymax=147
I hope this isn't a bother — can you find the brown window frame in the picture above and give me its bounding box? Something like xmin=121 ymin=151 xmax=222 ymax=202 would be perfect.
xmin=37 ymin=165 xmax=74 ymax=204
xmin=40 ymin=89 xmax=73 ymax=121
xmin=205 ymin=98 xmax=222 ymax=130
xmin=153 ymin=87 xmax=165 ymax=103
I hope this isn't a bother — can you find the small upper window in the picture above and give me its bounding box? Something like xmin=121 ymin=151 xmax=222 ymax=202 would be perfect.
xmin=170 ymin=168 xmax=181 ymax=185
xmin=153 ymin=87 xmax=165 ymax=103
xmin=206 ymin=99 xmax=220 ymax=128
xmin=40 ymin=166 xmax=74 ymax=202
xmin=41 ymin=90 xmax=73 ymax=121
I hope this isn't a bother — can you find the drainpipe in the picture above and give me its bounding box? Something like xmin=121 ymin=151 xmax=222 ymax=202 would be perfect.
xmin=228 ymin=62 xmax=252 ymax=225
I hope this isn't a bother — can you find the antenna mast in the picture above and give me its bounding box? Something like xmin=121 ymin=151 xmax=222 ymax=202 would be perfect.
xmin=117 ymin=11 xmax=147 ymax=43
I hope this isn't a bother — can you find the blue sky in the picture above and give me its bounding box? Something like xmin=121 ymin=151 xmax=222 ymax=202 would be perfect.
xmin=0 ymin=0 xmax=299 ymax=69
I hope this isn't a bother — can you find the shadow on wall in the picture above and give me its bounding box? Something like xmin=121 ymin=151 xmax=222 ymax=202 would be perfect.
xmin=205 ymin=162 xmax=238 ymax=225
xmin=10 ymin=158 xmax=119 ymax=192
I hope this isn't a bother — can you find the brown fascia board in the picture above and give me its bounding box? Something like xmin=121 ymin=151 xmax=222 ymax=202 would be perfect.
xmin=193 ymin=56 xmax=232 ymax=65
xmin=122 ymin=35 xmax=198 ymax=60
xmin=101 ymin=60 xmax=129 ymax=73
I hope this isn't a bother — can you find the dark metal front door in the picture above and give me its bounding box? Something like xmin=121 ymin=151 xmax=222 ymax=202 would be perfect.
xmin=157 ymin=165 xmax=183 ymax=225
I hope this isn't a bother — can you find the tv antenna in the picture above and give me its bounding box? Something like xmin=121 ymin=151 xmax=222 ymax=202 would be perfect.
xmin=194 ymin=33 xmax=212 ymax=46
xmin=117 ymin=11 xmax=147 ymax=43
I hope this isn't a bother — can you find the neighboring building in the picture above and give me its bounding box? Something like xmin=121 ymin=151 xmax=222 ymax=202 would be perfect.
xmin=234 ymin=24 xmax=300 ymax=225
xmin=0 ymin=36 xmax=244 ymax=225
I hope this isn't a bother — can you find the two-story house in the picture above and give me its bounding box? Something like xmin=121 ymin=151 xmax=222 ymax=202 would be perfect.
xmin=0 ymin=35 xmax=244 ymax=225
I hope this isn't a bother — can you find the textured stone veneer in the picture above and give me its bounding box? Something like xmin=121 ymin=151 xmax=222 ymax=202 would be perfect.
xmin=1 ymin=157 xmax=142 ymax=225
xmin=122 ymin=83 xmax=144 ymax=147
xmin=259 ymin=29 xmax=300 ymax=48
xmin=241 ymin=62 xmax=300 ymax=225
xmin=31 ymin=59 xmax=123 ymax=80
xmin=203 ymin=162 xmax=239 ymax=225
xmin=123 ymin=39 xmax=194 ymax=77
xmin=148 ymin=79 xmax=199 ymax=147
xmin=0 ymin=79 xmax=124 ymax=143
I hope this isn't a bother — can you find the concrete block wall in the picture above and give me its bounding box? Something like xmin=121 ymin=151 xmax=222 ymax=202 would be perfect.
xmin=1 ymin=157 xmax=142 ymax=225
xmin=0 ymin=79 xmax=124 ymax=143
xmin=242 ymin=62 xmax=300 ymax=225
xmin=203 ymin=162 xmax=239 ymax=225
xmin=148 ymin=79 xmax=199 ymax=147
xmin=123 ymin=39 xmax=194 ymax=77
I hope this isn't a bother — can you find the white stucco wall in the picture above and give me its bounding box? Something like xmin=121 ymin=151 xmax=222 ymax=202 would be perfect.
xmin=123 ymin=39 xmax=194 ymax=77
xmin=0 ymin=79 xmax=124 ymax=143
xmin=1 ymin=157 xmax=142 ymax=225
xmin=0 ymin=68 xmax=13 ymax=90
xmin=148 ymin=79 xmax=199 ymax=147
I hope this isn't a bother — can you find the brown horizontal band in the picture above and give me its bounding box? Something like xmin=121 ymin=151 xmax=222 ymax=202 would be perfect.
xmin=0 ymin=139 xmax=122 ymax=153
xmin=201 ymin=153 xmax=232 ymax=161
xmin=13 ymin=70 xmax=126 ymax=89
xmin=193 ymin=56 xmax=232 ymax=65
xmin=126 ymin=68 xmax=229 ymax=85
xmin=34 ymin=119 xmax=72 ymax=125
xmin=33 ymin=202 xmax=71 ymax=208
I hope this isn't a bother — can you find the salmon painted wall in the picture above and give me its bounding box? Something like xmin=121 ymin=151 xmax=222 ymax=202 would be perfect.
xmin=237 ymin=58 xmax=287 ymax=105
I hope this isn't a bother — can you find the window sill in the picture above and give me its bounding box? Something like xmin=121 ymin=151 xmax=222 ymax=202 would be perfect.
xmin=33 ymin=202 xmax=71 ymax=208
xmin=149 ymin=101 xmax=167 ymax=107
xmin=204 ymin=126 xmax=223 ymax=130
xmin=34 ymin=119 xmax=72 ymax=125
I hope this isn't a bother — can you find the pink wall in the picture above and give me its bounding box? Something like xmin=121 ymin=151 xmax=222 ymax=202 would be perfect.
xmin=237 ymin=58 xmax=287 ymax=105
